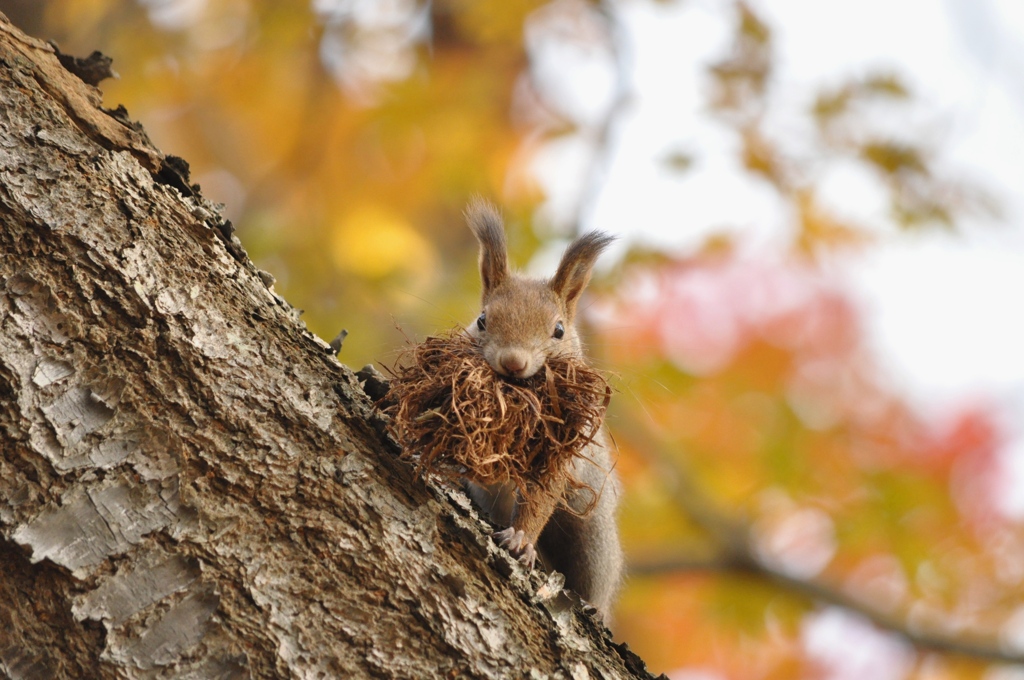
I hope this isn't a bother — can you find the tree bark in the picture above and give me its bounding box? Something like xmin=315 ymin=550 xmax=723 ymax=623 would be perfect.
xmin=0 ymin=13 xmax=655 ymax=680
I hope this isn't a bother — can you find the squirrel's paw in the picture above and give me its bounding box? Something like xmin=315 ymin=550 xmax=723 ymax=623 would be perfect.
xmin=493 ymin=527 xmax=537 ymax=569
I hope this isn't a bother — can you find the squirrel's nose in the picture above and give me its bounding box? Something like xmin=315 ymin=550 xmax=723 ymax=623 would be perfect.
xmin=499 ymin=355 xmax=528 ymax=376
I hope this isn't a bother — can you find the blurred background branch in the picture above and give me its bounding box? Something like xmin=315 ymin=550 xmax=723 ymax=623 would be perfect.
xmin=628 ymin=436 xmax=1024 ymax=665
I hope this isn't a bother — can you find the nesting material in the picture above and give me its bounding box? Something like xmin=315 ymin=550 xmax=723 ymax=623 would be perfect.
xmin=384 ymin=331 xmax=611 ymax=497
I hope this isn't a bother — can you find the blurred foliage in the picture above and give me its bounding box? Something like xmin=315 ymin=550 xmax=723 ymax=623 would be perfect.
xmin=706 ymin=1 xmax=996 ymax=250
xmin=596 ymin=255 xmax=1018 ymax=676
xmin=10 ymin=0 xmax=1023 ymax=677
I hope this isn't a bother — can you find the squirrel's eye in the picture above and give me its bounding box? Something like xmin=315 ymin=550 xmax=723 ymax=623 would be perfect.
xmin=477 ymin=312 xmax=486 ymax=331
xmin=553 ymin=321 xmax=565 ymax=340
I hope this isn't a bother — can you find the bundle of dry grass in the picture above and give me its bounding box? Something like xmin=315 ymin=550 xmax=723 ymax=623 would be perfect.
xmin=383 ymin=331 xmax=611 ymax=496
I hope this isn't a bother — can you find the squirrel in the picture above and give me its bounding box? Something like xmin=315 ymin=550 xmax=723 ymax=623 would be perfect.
xmin=462 ymin=199 xmax=624 ymax=623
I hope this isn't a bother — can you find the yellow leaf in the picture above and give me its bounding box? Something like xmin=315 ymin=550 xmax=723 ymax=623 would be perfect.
xmin=331 ymin=205 xmax=435 ymax=280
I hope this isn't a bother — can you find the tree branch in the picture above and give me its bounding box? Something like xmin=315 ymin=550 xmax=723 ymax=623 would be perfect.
xmin=620 ymin=424 xmax=1023 ymax=666
xmin=526 ymin=0 xmax=632 ymax=239
xmin=572 ymin=0 xmax=633 ymax=236
xmin=631 ymin=555 xmax=1024 ymax=665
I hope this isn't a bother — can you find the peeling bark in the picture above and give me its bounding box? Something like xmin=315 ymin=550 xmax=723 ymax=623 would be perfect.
xmin=0 ymin=12 xmax=658 ymax=680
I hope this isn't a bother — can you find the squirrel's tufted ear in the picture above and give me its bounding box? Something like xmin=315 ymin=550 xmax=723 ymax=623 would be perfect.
xmin=549 ymin=231 xmax=615 ymax=318
xmin=465 ymin=199 xmax=509 ymax=297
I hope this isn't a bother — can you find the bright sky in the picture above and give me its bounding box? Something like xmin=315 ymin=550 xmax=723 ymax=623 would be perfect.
xmin=534 ymin=0 xmax=1024 ymax=520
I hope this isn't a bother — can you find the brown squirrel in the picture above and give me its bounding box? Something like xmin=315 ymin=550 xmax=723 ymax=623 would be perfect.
xmin=462 ymin=199 xmax=624 ymax=622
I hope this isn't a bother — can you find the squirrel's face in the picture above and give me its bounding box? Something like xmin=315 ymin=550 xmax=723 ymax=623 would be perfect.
xmin=468 ymin=278 xmax=578 ymax=380
xmin=464 ymin=199 xmax=613 ymax=380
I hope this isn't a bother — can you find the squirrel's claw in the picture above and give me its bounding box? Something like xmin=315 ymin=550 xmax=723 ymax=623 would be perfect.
xmin=518 ymin=542 xmax=537 ymax=569
xmin=493 ymin=527 xmax=537 ymax=569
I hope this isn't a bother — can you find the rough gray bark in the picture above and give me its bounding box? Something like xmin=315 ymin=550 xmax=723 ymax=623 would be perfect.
xmin=0 ymin=13 xmax=657 ymax=680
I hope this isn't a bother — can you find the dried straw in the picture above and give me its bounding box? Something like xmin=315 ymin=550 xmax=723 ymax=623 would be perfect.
xmin=383 ymin=331 xmax=611 ymax=497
